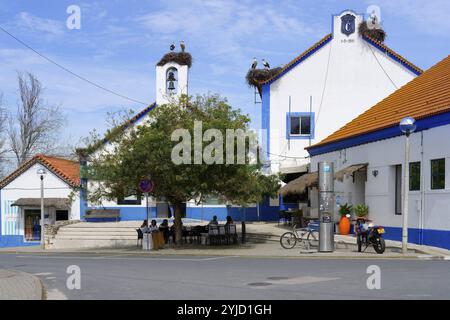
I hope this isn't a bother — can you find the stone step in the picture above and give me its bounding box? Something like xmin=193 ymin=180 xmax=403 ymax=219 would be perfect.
xmin=54 ymin=234 xmax=137 ymax=240
xmin=58 ymin=229 xmax=137 ymax=235
xmin=61 ymin=226 xmax=138 ymax=231
xmin=49 ymin=239 xmax=137 ymax=249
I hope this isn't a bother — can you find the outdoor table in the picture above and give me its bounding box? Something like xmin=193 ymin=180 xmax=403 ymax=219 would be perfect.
xmin=152 ymin=231 xmax=165 ymax=249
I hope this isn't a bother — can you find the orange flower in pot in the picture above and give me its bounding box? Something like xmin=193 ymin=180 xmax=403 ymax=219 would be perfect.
xmin=338 ymin=203 xmax=352 ymax=235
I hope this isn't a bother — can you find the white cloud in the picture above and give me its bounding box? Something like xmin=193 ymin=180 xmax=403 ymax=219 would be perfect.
xmin=14 ymin=12 xmax=65 ymax=36
xmin=135 ymin=0 xmax=321 ymax=61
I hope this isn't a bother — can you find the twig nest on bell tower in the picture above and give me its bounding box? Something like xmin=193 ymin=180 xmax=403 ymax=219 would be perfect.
xmin=157 ymin=52 xmax=193 ymax=68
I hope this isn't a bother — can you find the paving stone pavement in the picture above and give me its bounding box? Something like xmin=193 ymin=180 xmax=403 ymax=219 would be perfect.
xmin=0 ymin=269 xmax=43 ymax=300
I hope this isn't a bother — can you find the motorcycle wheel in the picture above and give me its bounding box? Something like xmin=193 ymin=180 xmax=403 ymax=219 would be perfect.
xmin=280 ymin=232 xmax=297 ymax=249
xmin=357 ymin=234 xmax=362 ymax=252
xmin=373 ymin=237 xmax=386 ymax=254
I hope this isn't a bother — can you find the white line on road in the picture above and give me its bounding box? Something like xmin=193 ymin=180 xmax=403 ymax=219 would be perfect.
xmin=33 ymin=272 xmax=53 ymax=276
xmin=17 ymin=255 xmax=237 ymax=262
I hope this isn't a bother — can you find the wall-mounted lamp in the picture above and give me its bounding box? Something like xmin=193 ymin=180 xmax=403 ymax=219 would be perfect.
xmin=372 ymin=170 xmax=379 ymax=177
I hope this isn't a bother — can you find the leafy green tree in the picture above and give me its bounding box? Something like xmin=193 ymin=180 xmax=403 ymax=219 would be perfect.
xmin=84 ymin=94 xmax=279 ymax=244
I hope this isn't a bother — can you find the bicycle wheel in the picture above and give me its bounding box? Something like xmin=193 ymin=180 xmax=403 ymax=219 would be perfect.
xmin=307 ymin=230 xmax=319 ymax=248
xmin=280 ymin=232 xmax=297 ymax=249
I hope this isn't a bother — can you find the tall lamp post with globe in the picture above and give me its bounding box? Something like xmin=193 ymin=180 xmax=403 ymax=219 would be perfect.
xmin=399 ymin=117 xmax=417 ymax=254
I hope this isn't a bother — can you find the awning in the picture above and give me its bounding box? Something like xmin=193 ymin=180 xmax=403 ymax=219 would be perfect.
xmin=11 ymin=198 xmax=71 ymax=209
xmin=279 ymin=172 xmax=318 ymax=196
xmin=335 ymin=163 xmax=368 ymax=182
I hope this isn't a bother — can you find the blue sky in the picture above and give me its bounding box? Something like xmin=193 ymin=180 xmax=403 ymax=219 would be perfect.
xmin=0 ymin=0 xmax=449 ymax=149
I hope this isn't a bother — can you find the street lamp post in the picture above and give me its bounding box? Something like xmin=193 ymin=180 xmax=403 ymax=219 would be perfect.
xmin=399 ymin=117 xmax=417 ymax=254
xmin=37 ymin=168 xmax=47 ymax=249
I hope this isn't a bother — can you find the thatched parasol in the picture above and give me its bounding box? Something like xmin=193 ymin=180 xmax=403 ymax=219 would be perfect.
xmin=279 ymin=172 xmax=318 ymax=196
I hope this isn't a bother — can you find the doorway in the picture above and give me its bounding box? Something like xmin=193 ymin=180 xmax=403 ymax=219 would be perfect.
xmin=24 ymin=209 xmax=41 ymax=242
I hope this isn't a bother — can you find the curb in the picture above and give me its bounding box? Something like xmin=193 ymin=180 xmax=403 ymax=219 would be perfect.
xmin=0 ymin=269 xmax=44 ymax=300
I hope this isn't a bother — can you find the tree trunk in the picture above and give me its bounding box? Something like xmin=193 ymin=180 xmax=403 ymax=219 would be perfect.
xmin=173 ymin=202 xmax=183 ymax=246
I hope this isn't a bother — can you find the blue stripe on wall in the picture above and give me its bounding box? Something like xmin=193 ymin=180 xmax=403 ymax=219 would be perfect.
xmin=0 ymin=236 xmax=38 ymax=248
xmin=383 ymin=226 xmax=450 ymax=250
xmin=308 ymin=111 xmax=450 ymax=156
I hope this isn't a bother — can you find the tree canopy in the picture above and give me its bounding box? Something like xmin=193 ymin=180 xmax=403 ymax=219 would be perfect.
xmin=84 ymin=94 xmax=279 ymax=244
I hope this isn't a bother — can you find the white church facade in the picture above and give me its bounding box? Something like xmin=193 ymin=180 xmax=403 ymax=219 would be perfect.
xmin=261 ymin=10 xmax=422 ymax=180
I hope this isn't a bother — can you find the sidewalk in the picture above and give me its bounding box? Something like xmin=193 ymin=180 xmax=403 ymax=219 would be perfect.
xmin=0 ymin=269 xmax=44 ymax=300
xmin=1 ymin=222 xmax=449 ymax=260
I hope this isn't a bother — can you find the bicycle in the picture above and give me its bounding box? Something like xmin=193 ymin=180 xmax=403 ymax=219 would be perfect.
xmin=280 ymin=223 xmax=319 ymax=249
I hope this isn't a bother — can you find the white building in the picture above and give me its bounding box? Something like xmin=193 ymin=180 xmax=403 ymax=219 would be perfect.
xmin=307 ymin=55 xmax=450 ymax=250
xmin=0 ymin=155 xmax=80 ymax=247
xmin=260 ymin=10 xmax=422 ymax=179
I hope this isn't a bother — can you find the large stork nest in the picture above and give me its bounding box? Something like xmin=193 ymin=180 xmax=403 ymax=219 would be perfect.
xmin=157 ymin=52 xmax=193 ymax=68
xmin=246 ymin=67 xmax=282 ymax=88
xmin=358 ymin=21 xmax=386 ymax=43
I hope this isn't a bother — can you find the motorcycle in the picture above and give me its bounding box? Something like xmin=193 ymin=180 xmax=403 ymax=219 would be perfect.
xmin=354 ymin=218 xmax=386 ymax=254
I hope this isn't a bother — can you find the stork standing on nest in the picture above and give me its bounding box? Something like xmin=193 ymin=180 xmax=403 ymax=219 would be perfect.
xmin=170 ymin=42 xmax=175 ymax=51
xmin=180 ymin=40 xmax=186 ymax=52
xmin=251 ymin=57 xmax=257 ymax=69
xmin=262 ymin=59 xmax=270 ymax=69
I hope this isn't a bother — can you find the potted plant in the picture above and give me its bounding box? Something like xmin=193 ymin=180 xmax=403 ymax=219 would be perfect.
xmin=354 ymin=204 xmax=369 ymax=218
xmin=338 ymin=203 xmax=352 ymax=235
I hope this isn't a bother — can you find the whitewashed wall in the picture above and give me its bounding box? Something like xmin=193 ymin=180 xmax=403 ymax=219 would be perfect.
xmin=310 ymin=123 xmax=450 ymax=232
xmin=267 ymin=10 xmax=417 ymax=174
xmin=1 ymin=163 xmax=80 ymax=236
xmin=156 ymin=62 xmax=189 ymax=105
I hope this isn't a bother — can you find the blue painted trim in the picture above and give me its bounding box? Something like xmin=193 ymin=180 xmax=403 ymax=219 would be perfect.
xmin=264 ymin=36 xmax=332 ymax=86
xmin=261 ymin=84 xmax=271 ymax=159
xmin=382 ymin=226 xmax=450 ymax=250
xmin=363 ymin=37 xmax=423 ymax=76
xmin=0 ymin=235 xmax=39 ymax=248
xmin=331 ymin=9 xmax=364 ymax=37
xmin=307 ymin=111 xmax=450 ymax=156
xmin=0 ymin=190 xmax=2 ymax=236
xmin=101 ymin=103 xmax=157 ymax=146
xmin=286 ymin=112 xmax=315 ymax=140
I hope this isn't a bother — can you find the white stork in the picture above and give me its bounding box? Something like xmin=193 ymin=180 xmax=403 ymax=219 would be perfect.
xmin=251 ymin=57 xmax=257 ymax=69
xmin=180 ymin=40 xmax=186 ymax=52
xmin=262 ymin=59 xmax=270 ymax=69
xmin=170 ymin=42 xmax=175 ymax=51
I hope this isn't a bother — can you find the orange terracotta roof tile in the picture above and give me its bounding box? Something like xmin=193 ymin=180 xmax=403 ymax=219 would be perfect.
xmin=308 ymin=55 xmax=450 ymax=150
xmin=0 ymin=154 xmax=80 ymax=189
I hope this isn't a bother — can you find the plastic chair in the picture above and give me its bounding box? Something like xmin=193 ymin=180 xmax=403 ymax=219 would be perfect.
xmin=136 ymin=228 xmax=143 ymax=247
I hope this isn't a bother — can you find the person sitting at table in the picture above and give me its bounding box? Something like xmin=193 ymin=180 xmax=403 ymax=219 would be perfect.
xmin=149 ymin=219 xmax=159 ymax=232
xmin=208 ymin=215 xmax=219 ymax=226
xmin=159 ymin=219 xmax=170 ymax=243
xmin=140 ymin=220 xmax=149 ymax=233
xmin=225 ymin=216 xmax=234 ymax=226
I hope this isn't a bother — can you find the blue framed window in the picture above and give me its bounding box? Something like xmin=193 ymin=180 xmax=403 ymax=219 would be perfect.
xmin=286 ymin=112 xmax=315 ymax=140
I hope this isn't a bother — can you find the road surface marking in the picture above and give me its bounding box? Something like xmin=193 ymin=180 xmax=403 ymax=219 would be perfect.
xmin=46 ymin=288 xmax=68 ymax=300
xmin=268 ymin=276 xmax=340 ymax=285
xmin=17 ymin=255 xmax=236 ymax=262
xmin=33 ymin=272 xmax=53 ymax=276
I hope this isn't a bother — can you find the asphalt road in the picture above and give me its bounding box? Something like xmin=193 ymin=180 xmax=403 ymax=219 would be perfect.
xmin=0 ymin=252 xmax=449 ymax=300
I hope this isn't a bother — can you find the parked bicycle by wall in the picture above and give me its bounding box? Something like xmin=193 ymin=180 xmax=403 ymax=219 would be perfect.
xmin=280 ymin=222 xmax=319 ymax=250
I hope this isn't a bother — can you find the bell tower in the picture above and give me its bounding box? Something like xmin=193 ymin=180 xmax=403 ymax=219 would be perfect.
xmin=156 ymin=54 xmax=190 ymax=105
